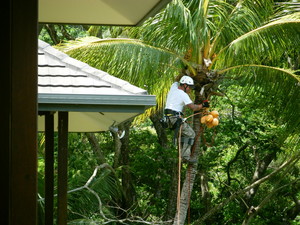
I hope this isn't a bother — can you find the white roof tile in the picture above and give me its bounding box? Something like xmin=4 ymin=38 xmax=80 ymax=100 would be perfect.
xmin=38 ymin=39 xmax=148 ymax=95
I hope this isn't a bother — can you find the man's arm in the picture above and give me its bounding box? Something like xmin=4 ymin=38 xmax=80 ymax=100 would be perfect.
xmin=186 ymin=100 xmax=210 ymax=111
xmin=186 ymin=103 xmax=203 ymax=111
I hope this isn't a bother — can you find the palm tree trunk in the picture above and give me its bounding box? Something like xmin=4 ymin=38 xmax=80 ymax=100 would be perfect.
xmin=173 ymin=110 xmax=205 ymax=225
xmin=172 ymin=88 xmax=214 ymax=224
xmin=173 ymin=163 xmax=198 ymax=225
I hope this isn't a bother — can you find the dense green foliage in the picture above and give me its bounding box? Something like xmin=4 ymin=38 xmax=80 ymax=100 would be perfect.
xmin=37 ymin=84 xmax=300 ymax=224
xmin=38 ymin=0 xmax=300 ymax=224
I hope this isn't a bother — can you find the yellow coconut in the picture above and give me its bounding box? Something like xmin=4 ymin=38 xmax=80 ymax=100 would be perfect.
xmin=210 ymin=110 xmax=219 ymax=118
xmin=206 ymin=114 xmax=214 ymax=123
xmin=206 ymin=121 xmax=214 ymax=128
xmin=212 ymin=118 xmax=219 ymax=126
xmin=201 ymin=116 xmax=208 ymax=124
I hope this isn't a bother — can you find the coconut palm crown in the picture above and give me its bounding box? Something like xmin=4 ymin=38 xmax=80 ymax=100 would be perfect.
xmin=65 ymin=0 xmax=300 ymax=133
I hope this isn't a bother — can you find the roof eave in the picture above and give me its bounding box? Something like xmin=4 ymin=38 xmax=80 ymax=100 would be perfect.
xmin=38 ymin=93 xmax=156 ymax=112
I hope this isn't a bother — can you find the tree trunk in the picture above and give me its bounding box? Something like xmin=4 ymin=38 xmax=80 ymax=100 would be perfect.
xmin=59 ymin=25 xmax=73 ymax=40
xmin=38 ymin=24 xmax=44 ymax=34
xmin=242 ymin=176 xmax=292 ymax=225
xmin=173 ymin=163 xmax=198 ymax=225
xmin=85 ymin=133 xmax=106 ymax=164
xmin=120 ymin=121 xmax=136 ymax=211
xmin=109 ymin=127 xmax=122 ymax=169
xmin=194 ymin=154 xmax=299 ymax=224
xmin=287 ymin=194 xmax=300 ymax=221
xmin=245 ymin=151 xmax=276 ymax=202
xmin=173 ymin=109 xmax=207 ymax=225
xmin=44 ymin=24 xmax=60 ymax=45
xmin=199 ymin=167 xmax=211 ymax=212
xmin=164 ymin=161 xmax=179 ymax=222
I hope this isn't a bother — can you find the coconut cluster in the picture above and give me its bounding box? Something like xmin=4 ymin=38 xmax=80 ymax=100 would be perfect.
xmin=200 ymin=110 xmax=219 ymax=128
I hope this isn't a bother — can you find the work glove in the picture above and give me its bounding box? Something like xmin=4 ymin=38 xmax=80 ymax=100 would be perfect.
xmin=202 ymin=100 xmax=210 ymax=108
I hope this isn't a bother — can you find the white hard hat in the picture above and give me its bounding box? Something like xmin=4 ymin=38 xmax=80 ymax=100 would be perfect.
xmin=179 ymin=75 xmax=194 ymax=87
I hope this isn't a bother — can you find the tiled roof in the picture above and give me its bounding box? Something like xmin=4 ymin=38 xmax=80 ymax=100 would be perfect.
xmin=37 ymin=40 xmax=156 ymax=132
xmin=38 ymin=39 xmax=147 ymax=95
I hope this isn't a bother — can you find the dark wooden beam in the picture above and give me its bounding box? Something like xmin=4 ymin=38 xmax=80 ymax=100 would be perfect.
xmin=57 ymin=112 xmax=69 ymax=225
xmin=45 ymin=112 xmax=55 ymax=225
xmin=2 ymin=0 xmax=38 ymax=224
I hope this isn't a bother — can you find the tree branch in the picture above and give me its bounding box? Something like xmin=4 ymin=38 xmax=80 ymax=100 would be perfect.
xmin=195 ymin=153 xmax=300 ymax=223
xmin=226 ymin=143 xmax=249 ymax=185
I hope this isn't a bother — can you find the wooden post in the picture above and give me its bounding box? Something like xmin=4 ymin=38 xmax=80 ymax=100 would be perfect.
xmin=57 ymin=112 xmax=69 ymax=225
xmin=45 ymin=112 xmax=55 ymax=225
xmin=2 ymin=0 xmax=38 ymax=224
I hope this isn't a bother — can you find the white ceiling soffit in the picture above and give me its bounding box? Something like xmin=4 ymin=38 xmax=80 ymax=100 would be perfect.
xmin=38 ymin=111 xmax=143 ymax=132
xmin=39 ymin=0 xmax=171 ymax=26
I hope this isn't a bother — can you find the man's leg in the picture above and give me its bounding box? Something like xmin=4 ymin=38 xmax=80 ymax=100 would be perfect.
xmin=180 ymin=122 xmax=195 ymax=161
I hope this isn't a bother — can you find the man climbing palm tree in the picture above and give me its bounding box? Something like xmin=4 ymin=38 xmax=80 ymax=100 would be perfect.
xmin=59 ymin=1 xmax=300 ymax=223
xmin=164 ymin=75 xmax=209 ymax=163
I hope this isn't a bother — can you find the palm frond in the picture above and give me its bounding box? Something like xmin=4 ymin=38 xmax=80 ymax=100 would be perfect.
xmin=219 ymin=64 xmax=300 ymax=132
xmin=66 ymin=38 xmax=180 ymax=90
xmin=129 ymin=0 xmax=194 ymax=52
xmin=273 ymin=1 xmax=300 ymax=19
xmin=231 ymin=12 xmax=300 ymax=45
xmin=63 ymin=37 xmax=189 ymax=113
xmin=216 ymin=12 xmax=300 ymax=67
xmin=208 ymin=0 xmax=275 ymax=56
xmin=56 ymin=36 xmax=101 ymax=52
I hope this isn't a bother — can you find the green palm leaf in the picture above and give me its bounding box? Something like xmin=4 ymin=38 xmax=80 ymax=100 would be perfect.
xmin=66 ymin=38 xmax=186 ymax=112
xmin=219 ymin=64 xmax=300 ymax=131
xmin=216 ymin=12 xmax=300 ymax=67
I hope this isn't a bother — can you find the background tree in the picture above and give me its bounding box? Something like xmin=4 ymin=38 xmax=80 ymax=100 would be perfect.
xmin=38 ymin=0 xmax=300 ymax=224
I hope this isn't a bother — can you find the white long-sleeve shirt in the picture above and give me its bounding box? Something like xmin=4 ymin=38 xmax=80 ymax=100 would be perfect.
xmin=165 ymin=82 xmax=193 ymax=113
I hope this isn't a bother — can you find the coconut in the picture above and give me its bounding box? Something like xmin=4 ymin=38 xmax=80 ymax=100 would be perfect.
xmin=206 ymin=114 xmax=214 ymax=122
xmin=210 ymin=110 xmax=219 ymax=118
xmin=206 ymin=122 xmax=214 ymax=128
xmin=212 ymin=118 xmax=219 ymax=126
xmin=201 ymin=116 xmax=208 ymax=124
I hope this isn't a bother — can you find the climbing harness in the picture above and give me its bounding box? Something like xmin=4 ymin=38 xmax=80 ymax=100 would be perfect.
xmin=161 ymin=109 xmax=184 ymax=145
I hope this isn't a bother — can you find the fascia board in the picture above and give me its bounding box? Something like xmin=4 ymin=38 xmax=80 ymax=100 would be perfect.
xmin=38 ymin=93 xmax=156 ymax=112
